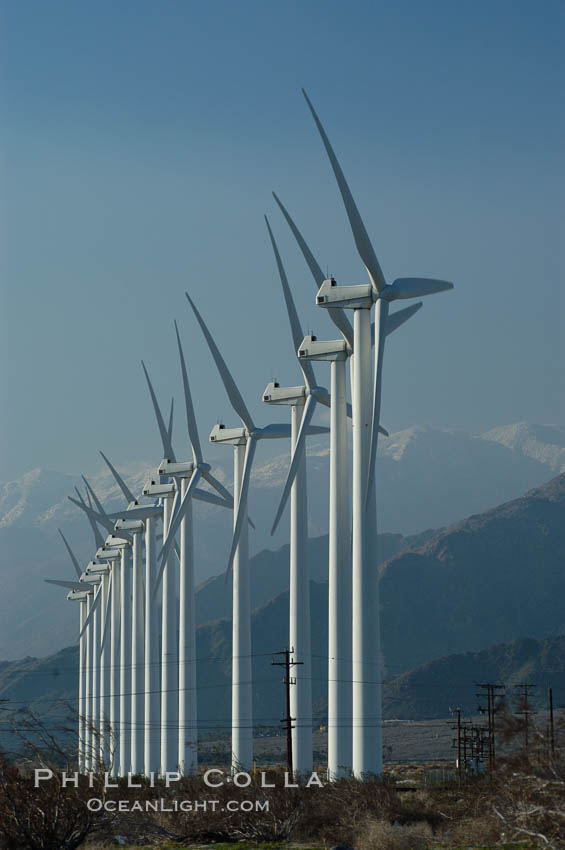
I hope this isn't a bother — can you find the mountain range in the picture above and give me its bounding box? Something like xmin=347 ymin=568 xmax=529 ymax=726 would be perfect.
xmin=1 ymin=470 xmax=563 ymax=753
xmin=1 ymin=421 xmax=563 ymax=659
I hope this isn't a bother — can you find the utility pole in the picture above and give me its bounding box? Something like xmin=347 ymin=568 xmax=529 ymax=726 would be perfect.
xmin=515 ymin=683 xmax=536 ymax=756
xmin=450 ymin=707 xmax=462 ymax=778
xmin=272 ymin=648 xmax=303 ymax=775
xmin=549 ymin=687 xmax=555 ymax=756
xmin=477 ymin=683 xmax=505 ymax=771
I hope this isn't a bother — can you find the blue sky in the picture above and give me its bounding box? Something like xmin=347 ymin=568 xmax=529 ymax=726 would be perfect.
xmin=1 ymin=0 xmax=563 ymax=479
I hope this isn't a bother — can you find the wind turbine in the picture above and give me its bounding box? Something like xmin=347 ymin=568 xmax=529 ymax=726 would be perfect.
xmin=91 ymin=456 xmax=151 ymax=776
xmin=156 ymin=320 xmax=234 ymax=776
xmin=141 ymin=362 xmax=180 ymax=776
xmin=45 ymin=529 xmax=90 ymax=773
xmin=66 ymin=587 xmax=92 ymax=771
xmin=68 ymin=486 xmax=118 ymax=772
xmin=303 ymin=89 xmax=453 ymax=777
xmin=296 ymin=334 xmax=350 ymax=778
xmin=85 ymin=559 xmax=112 ymax=768
xmin=70 ymin=479 xmax=134 ymax=774
xmin=267 ymin=199 xmax=424 ymax=779
xmin=78 ymin=569 xmax=104 ymax=770
xmin=186 ymin=292 xmax=326 ymax=771
xmin=262 ymin=215 xmax=345 ymax=774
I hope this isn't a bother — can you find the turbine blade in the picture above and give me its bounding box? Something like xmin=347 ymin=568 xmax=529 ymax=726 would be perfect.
xmin=272 ymin=192 xmax=354 ymax=348
xmin=271 ymin=394 xmax=317 ymax=535
xmin=264 ymin=215 xmax=316 ymax=392
xmin=302 ymin=89 xmax=386 ymax=293
xmin=167 ymin=396 xmax=174 ymax=446
xmin=341 ymin=398 xmax=387 ymax=434
xmin=259 ymin=423 xmax=292 ymax=438
xmin=201 ymin=469 xmax=233 ymax=505
xmin=102 ymin=504 xmax=161 ymax=521
xmin=366 ymin=300 xmax=389 ymax=506
xmin=388 ymin=278 xmax=454 ymax=300
xmin=174 ymin=320 xmax=202 ymax=464
xmin=259 ymin=422 xmax=327 ymax=438
xmin=67 ymin=497 xmax=116 ymax=537
xmin=385 ymin=302 xmax=423 ymax=336
xmin=45 ymin=578 xmax=85 ymax=591
xmin=99 ymin=452 xmax=136 ymax=505
xmin=100 ymin=572 xmax=112 ymax=654
xmin=81 ymin=476 xmax=107 ymax=518
xmin=72 ymin=488 xmax=105 ymax=549
xmin=185 ymin=293 xmax=255 ymax=433
xmin=225 ymin=437 xmax=257 ymax=579
xmin=141 ymin=360 xmax=176 ymax=461
xmin=193 ymin=487 xmax=231 ymax=508
xmin=192 ymin=486 xmax=254 ymax=527
xmin=58 ymin=529 xmax=82 ymax=579
xmin=79 ymin=585 xmax=101 ymax=639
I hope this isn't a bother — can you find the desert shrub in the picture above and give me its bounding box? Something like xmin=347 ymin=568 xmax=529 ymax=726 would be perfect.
xmin=442 ymin=813 xmax=501 ymax=846
xmin=355 ymin=817 xmax=433 ymax=850
xmin=0 ymin=752 xmax=109 ymax=850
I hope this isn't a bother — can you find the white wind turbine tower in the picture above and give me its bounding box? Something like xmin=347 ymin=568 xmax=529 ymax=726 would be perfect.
xmin=77 ymin=485 xmax=168 ymax=777
xmin=68 ymin=587 xmax=92 ymax=771
xmin=141 ymin=366 xmax=235 ymax=774
xmin=141 ymin=363 xmax=179 ymax=775
xmin=76 ymin=569 xmax=104 ymax=769
xmin=70 ymin=480 xmax=134 ymax=774
xmin=81 ymin=484 xmax=124 ymax=772
xmin=80 ymin=485 xmax=135 ymax=778
xmin=94 ymin=453 xmax=224 ymax=777
xmin=84 ymin=559 xmax=112 ymax=767
xmin=186 ymin=293 xmax=326 ymax=771
xmin=68 ymin=486 xmax=112 ymax=770
xmin=157 ymin=320 xmax=235 ymax=776
xmin=95 ymin=454 xmax=147 ymax=776
xmin=96 ymin=533 xmax=131 ymax=776
xmin=268 ymin=196 xmax=423 ymax=778
xmin=262 ymin=216 xmax=339 ymax=774
xmin=303 ymin=89 xmax=453 ymax=776
xmin=75 ymin=534 xmax=121 ymax=775
xmin=45 ymin=529 xmax=91 ymax=773
xmin=98 ymin=453 xmax=164 ymax=777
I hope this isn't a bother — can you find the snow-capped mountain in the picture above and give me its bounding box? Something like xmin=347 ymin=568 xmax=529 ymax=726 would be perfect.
xmin=0 ymin=422 xmax=562 ymax=659
xmin=480 ymin=422 xmax=565 ymax=473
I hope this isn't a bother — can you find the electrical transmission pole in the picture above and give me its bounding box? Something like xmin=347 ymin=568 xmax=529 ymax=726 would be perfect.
xmin=450 ymin=706 xmax=462 ymax=778
xmin=477 ymin=682 xmax=504 ymax=771
xmin=516 ymin=683 xmax=536 ymax=756
xmin=549 ymin=686 xmax=555 ymax=756
xmin=272 ymin=648 xmax=303 ymax=775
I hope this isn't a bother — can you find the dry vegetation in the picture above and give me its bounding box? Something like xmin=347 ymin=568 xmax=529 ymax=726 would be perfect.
xmin=0 ymin=709 xmax=563 ymax=850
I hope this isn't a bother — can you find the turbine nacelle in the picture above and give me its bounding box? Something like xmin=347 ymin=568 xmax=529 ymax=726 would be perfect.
xmin=115 ymin=518 xmax=145 ymax=533
xmin=95 ymin=546 xmax=122 ymax=560
xmin=298 ymin=335 xmax=348 ymax=362
xmin=316 ymin=279 xmax=373 ymax=309
xmin=143 ymin=481 xmax=176 ymax=497
xmin=104 ymin=534 xmax=130 ymax=548
xmin=85 ymin=563 xmax=110 ymax=576
xmin=105 ymin=503 xmax=163 ymax=521
xmin=262 ymin=382 xmax=306 ymax=405
xmin=158 ymin=459 xmax=199 ymax=477
xmin=316 ymin=278 xmax=454 ymax=310
xmin=67 ymin=589 xmax=91 ymax=601
xmin=210 ymin=423 xmax=247 ymax=445
xmin=79 ymin=572 xmax=101 ymax=584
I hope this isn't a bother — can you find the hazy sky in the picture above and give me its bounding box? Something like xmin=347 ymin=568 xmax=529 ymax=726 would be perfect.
xmin=1 ymin=0 xmax=563 ymax=480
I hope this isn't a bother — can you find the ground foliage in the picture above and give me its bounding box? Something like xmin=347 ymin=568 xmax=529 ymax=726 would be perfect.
xmin=0 ymin=708 xmax=563 ymax=849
